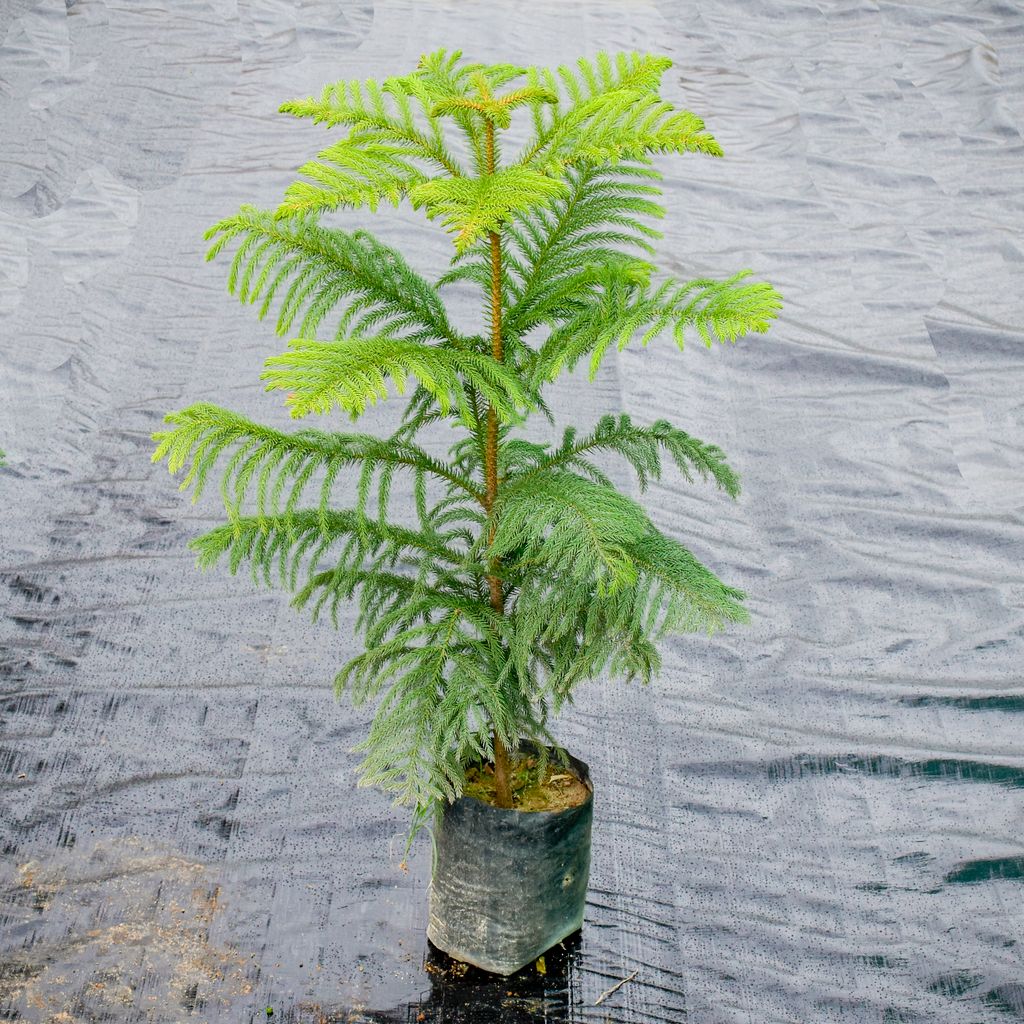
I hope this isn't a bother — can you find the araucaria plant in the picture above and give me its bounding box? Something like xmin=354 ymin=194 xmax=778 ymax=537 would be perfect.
xmin=154 ymin=50 xmax=781 ymax=830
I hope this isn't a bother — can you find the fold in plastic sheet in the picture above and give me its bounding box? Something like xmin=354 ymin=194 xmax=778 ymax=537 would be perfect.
xmin=1 ymin=1 xmax=1023 ymax=1021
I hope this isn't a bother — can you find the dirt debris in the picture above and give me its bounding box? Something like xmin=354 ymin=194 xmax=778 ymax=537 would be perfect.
xmin=1 ymin=837 xmax=255 ymax=1023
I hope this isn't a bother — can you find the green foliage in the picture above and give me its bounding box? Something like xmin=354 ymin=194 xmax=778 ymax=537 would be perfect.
xmin=513 ymin=414 xmax=741 ymax=497
xmin=506 ymin=525 xmax=748 ymax=705
xmin=152 ymin=402 xmax=482 ymax=520
xmin=410 ymin=168 xmax=569 ymax=253
xmin=261 ymin=337 xmax=530 ymax=422
xmin=154 ymin=49 xmax=782 ymax=827
xmin=204 ymin=206 xmax=462 ymax=344
xmin=517 ymin=52 xmax=723 ymax=173
xmin=500 ymin=162 xmax=665 ymax=335
xmin=491 ymin=472 xmax=650 ymax=596
xmin=533 ymin=268 xmax=783 ymax=381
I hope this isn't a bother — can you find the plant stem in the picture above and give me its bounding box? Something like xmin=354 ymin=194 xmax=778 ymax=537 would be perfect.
xmin=483 ymin=120 xmax=514 ymax=810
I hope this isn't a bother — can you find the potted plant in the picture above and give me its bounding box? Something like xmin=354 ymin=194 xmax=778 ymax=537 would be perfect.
xmin=153 ymin=49 xmax=781 ymax=976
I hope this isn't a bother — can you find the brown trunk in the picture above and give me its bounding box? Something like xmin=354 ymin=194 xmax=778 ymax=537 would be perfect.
xmin=491 ymin=730 xmax=513 ymax=809
xmin=482 ymin=122 xmax=514 ymax=809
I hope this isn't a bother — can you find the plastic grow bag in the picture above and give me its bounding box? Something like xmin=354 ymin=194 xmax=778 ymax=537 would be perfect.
xmin=427 ymin=750 xmax=593 ymax=975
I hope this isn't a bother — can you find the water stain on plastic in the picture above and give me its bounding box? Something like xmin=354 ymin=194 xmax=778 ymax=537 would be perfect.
xmin=901 ymin=695 xmax=1024 ymax=713
xmin=945 ymin=857 xmax=1024 ymax=886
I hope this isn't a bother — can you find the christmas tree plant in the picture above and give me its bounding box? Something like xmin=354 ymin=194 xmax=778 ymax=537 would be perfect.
xmin=153 ymin=50 xmax=781 ymax=829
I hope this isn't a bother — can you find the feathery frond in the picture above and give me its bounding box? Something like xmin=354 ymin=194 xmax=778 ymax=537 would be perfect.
xmin=534 ymin=267 xmax=784 ymax=382
xmin=276 ymin=69 xmax=467 ymax=217
xmin=347 ymin=607 xmax=505 ymax=807
xmin=512 ymin=414 xmax=740 ymax=496
xmin=277 ymin=141 xmax=430 ymax=218
xmin=261 ymin=337 xmax=532 ymax=422
xmin=280 ymin=74 xmax=464 ymax=176
xmin=516 ymin=52 xmax=721 ymax=173
xmin=410 ymin=169 xmax=569 ymax=253
xmin=189 ymin=508 xmax=463 ymax=590
xmin=205 ymin=206 xmax=463 ymax=345
xmin=151 ymin=402 xmax=484 ymax=521
xmin=501 ymin=162 xmax=664 ymax=336
xmin=491 ymin=472 xmax=648 ymax=596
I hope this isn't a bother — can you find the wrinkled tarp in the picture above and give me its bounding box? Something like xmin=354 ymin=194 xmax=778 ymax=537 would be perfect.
xmin=1 ymin=1 xmax=1023 ymax=1021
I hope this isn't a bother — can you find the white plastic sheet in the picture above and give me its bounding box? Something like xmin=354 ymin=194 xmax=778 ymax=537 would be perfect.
xmin=1 ymin=1 xmax=1023 ymax=1020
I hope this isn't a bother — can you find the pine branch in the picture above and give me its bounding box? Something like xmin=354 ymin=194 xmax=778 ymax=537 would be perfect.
xmin=294 ymin=565 xmax=492 ymax=635
xmin=502 ymin=162 xmax=664 ymax=336
xmin=151 ymin=403 xmax=484 ymax=520
xmin=277 ymin=141 xmax=433 ymax=218
xmin=410 ymin=168 xmax=569 ymax=254
xmin=340 ymin=589 xmax=518 ymax=807
xmin=204 ymin=206 xmax=464 ymax=345
xmin=280 ymin=74 xmax=464 ymax=176
xmin=515 ymin=52 xmax=721 ymax=172
xmin=489 ymin=471 xmax=650 ymax=596
xmin=190 ymin=509 xmax=469 ymax=593
xmin=627 ymin=529 xmax=748 ymax=633
xmin=276 ymin=54 xmax=544 ymax=218
xmin=504 ymin=516 xmax=747 ymax=700
xmin=511 ymin=413 xmax=740 ymax=496
xmin=261 ymin=336 xmax=532 ymax=423
xmin=509 ymin=575 xmax=662 ymax=694
xmin=492 ymin=469 xmax=747 ymax=650
xmin=533 ymin=268 xmax=783 ymax=382
xmin=348 ymin=616 xmax=501 ymax=806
